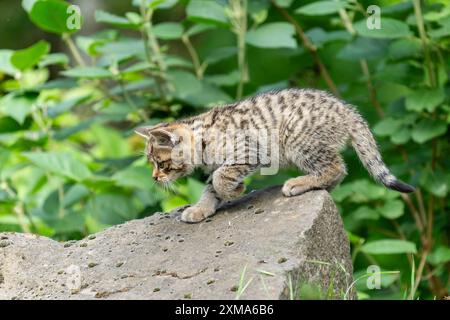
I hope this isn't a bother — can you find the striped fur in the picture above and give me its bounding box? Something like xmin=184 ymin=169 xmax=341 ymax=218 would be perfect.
xmin=137 ymin=88 xmax=414 ymax=223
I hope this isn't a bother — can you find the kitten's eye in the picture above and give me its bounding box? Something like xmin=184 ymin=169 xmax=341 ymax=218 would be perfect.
xmin=159 ymin=162 xmax=170 ymax=170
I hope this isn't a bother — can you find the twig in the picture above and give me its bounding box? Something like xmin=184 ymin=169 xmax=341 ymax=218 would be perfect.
xmin=413 ymin=0 xmax=436 ymax=87
xmin=58 ymin=184 xmax=66 ymax=219
xmin=181 ymin=34 xmax=205 ymax=79
xmin=338 ymin=8 xmax=384 ymax=117
xmin=272 ymin=1 xmax=341 ymax=97
xmin=118 ymin=76 xmax=149 ymax=121
xmin=14 ymin=203 xmax=31 ymax=233
xmin=411 ymin=248 xmax=429 ymax=299
xmin=140 ymin=0 xmax=171 ymax=98
xmin=228 ymin=0 xmax=248 ymax=99
xmin=63 ymin=34 xmax=86 ymax=67
xmin=359 ymin=60 xmax=384 ymax=117
xmin=401 ymin=193 xmax=425 ymax=233
xmin=415 ymin=189 xmax=427 ymax=229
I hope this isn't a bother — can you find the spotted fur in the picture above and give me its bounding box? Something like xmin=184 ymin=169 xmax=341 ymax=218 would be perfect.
xmin=136 ymin=88 xmax=414 ymax=223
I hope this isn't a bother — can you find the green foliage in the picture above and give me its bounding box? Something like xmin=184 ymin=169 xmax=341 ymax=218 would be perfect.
xmin=361 ymin=239 xmax=417 ymax=255
xmin=296 ymin=1 xmax=347 ymax=16
xmin=353 ymin=18 xmax=411 ymax=38
xmin=25 ymin=0 xmax=82 ymax=34
xmin=0 ymin=0 xmax=449 ymax=300
xmin=11 ymin=40 xmax=50 ymax=71
xmin=246 ymin=23 xmax=297 ymax=48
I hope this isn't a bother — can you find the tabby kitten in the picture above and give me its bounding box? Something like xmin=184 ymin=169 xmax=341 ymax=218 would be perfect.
xmin=136 ymin=88 xmax=414 ymax=223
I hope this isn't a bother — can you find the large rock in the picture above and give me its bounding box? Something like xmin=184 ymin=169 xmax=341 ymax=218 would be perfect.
xmin=0 ymin=186 xmax=355 ymax=300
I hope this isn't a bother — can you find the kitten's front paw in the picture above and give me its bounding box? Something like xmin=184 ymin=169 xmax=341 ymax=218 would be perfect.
xmin=181 ymin=206 xmax=214 ymax=223
xmin=282 ymin=178 xmax=312 ymax=197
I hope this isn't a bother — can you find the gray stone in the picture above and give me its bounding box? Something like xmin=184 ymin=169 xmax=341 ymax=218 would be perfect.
xmin=0 ymin=186 xmax=355 ymax=300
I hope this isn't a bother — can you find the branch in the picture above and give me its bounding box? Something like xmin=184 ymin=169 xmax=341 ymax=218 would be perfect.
xmin=272 ymin=2 xmax=341 ymax=97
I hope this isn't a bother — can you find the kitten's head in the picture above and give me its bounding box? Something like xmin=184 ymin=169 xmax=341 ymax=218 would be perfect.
xmin=135 ymin=124 xmax=194 ymax=183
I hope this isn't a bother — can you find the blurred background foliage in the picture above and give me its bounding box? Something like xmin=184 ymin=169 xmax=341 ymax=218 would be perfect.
xmin=0 ymin=0 xmax=448 ymax=299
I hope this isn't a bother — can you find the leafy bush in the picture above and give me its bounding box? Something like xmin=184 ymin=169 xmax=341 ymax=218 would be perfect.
xmin=0 ymin=0 xmax=448 ymax=299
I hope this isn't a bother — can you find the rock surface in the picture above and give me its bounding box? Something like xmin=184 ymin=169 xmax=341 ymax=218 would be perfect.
xmin=0 ymin=186 xmax=355 ymax=300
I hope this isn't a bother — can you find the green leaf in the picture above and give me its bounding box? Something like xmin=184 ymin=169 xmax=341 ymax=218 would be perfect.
xmin=88 ymin=193 xmax=138 ymax=225
xmin=427 ymin=246 xmax=450 ymax=266
xmin=295 ymin=1 xmax=346 ymax=16
xmin=95 ymin=10 xmax=140 ymax=29
xmin=377 ymin=82 xmax=412 ymax=104
xmin=331 ymin=183 xmax=354 ymax=202
xmin=153 ymin=22 xmax=184 ymax=40
xmin=175 ymin=178 xmax=204 ymax=203
xmin=352 ymin=206 xmax=380 ymax=220
xmin=354 ymin=18 xmax=411 ymax=39
xmin=61 ymin=67 xmax=113 ymax=79
xmin=11 ymin=40 xmax=50 ymax=71
xmin=161 ymin=195 xmax=188 ymax=212
xmin=186 ymin=0 xmax=228 ymax=26
xmin=0 ymin=93 xmax=35 ymax=125
xmin=405 ymin=88 xmax=445 ymax=112
xmin=90 ymin=125 xmax=131 ymax=158
xmin=121 ymin=62 xmax=154 ymax=74
xmin=205 ymin=70 xmax=240 ymax=86
xmin=305 ymin=28 xmax=351 ymax=47
xmin=185 ymin=24 xmax=215 ymax=37
xmin=47 ymin=95 xmax=89 ymax=118
xmin=22 ymin=0 xmax=38 ymax=12
xmin=411 ymin=119 xmax=447 ymax=144
xmin=338 ymin=37 xmax=389 ymax=61
xmin=204 ymin=47 xmax=237 ymax=65
xmin=22 ymin=151 xmax=92 ymax=182
xmin=62 ymin=184 xmax=90 ymax=208
xmin=428 ymin=25 xmax=450 ymax=38
xmin=361 ymin=239 xmax=417 ymax=255
xmin=97 ymin=39 xmax=146 ymax=63
xmin=373 ymin=118 xmax=403 ymax=137
xmin=183 ymin=82 xmax=232 ymax=107
xmin=39 ymin=53 xmax=69 ymax=68
xmin=420 ymin=170 xmax=448 ymax=197
xmin=390 ymin=127 xmax=411 ymax=145
xmin=346 ymin=179 xmax=387 ymax=202
xmin=75 ymin=30 xmax=118 ymax=56
xmin=273 ymin=0 xmax=294 ymax=8
xmin=126 ymin=12 xmax=142 ymax=25
xmin=378 ymin=199 xmax=404 ymax=219
xmin=132 ymin=0 xmax=178 ymax=10
xmin=424 ymin=6 xmax=450 ymax=22
xmin=112 ymin=166 xmax=153 ymax=190
xmin=246 ymin=22 xmax=297 ymax=49
xmin=169 ymin=70 xmax=202 ymax=99
xmin=28 ymin=0 xmax=82 ymax=34
xmin=388 ymin=38 xmax=421 ymax=60
xmin=0 ymin=50 xmax=18 ymax=76
xmin=428 ymin=15 xmax=450 ymax=38
xmin=169 ymin=69 xmax=232 ymax=106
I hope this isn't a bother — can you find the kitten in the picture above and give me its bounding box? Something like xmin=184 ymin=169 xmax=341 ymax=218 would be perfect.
xmin=136 ymin=88 xmax=414 ymax=223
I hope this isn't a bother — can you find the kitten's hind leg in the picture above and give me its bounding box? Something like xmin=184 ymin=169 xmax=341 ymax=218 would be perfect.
xmin=282 ymin=153 xmax=346 ymax=197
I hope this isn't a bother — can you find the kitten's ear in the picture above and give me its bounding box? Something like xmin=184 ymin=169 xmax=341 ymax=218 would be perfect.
xmin=134 ymin=126 xmax=153 ymax=139
xmin=150 ymin=129 xmax=180 ymax=147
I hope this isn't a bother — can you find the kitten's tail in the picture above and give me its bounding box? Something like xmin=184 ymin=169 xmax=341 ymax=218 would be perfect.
xmin=348 ymin=110 xmax=415 ymax=193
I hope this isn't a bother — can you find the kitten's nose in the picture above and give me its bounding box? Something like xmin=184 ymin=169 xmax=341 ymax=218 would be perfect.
xmin=153 ymin=172 xmax=164 ymax=181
